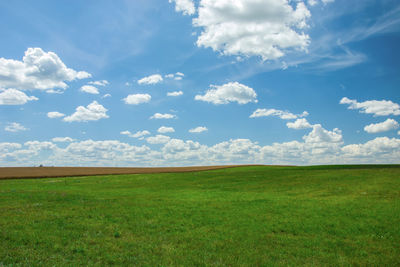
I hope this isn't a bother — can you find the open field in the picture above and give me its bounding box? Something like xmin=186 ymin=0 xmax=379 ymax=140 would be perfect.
xmin=0 ymin=165 xmax=252 ymax=180
xmin=0 ymin=165 xmax=399 ymax=266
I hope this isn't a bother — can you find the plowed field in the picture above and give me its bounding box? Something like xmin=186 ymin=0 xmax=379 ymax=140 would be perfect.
xmin=0 ymin=165 xmax=258 ymax=179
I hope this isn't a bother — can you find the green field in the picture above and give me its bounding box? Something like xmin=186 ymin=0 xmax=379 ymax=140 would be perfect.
xmin=1 ymin=165 xmax=399 ymax=266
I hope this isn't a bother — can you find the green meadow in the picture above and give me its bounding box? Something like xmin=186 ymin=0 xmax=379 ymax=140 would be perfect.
xmin=0 ymin=165 xmax=399 ymax=266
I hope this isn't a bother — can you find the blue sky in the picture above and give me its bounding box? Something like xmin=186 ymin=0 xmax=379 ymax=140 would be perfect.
xmin=0 ymin=0 xmax=399 ymax=166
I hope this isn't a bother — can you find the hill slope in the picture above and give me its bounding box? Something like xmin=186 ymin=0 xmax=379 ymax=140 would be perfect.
xmin=0 ymin=165 xmax=399 ymax=266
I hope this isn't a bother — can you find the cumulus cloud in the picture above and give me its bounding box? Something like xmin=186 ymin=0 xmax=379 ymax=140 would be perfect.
xmin=121 ymin=130 xmax=151 ymax=139
xmin=165 ymin=72 xmax=185 ymax=81
xmin=0 ymin=142 xmax=22 ymax=153
xmin=52 ymin=137 xmax=75 ymax=142
xmin=5 ymin=122 xmax=28 ymax=132
xmin=138 ymin=74 xmax=163 ymax=85
xmin=208 ymin=138 xmax=260 ymax=163
xmin=0 ymin=89 xmax=38 ymax=105
xmin=169 ymin=0 xmax=195 ymax=15
xmin=150 ymin=113 xmax=177 ymax=119
xmin=162 ymin=138 xmax=204 ymax=156
xmin=63 ymin=101 xmax=109 ymax=122
xmin=287 ymin=118 xmax=313 ymax=129
xmin=364 ymin=119 xmax=399 ymax=133
xmin=24 ymin=141 xmax=56 ymax=152
xmin=192 ymin=0 xmax=311 ymax=61
xmin=88 ymin=80 xmax=109 ymax=86
xmin=342 ymin=137 xmax=400 ymax=161
xmin=308 ymin=0 xmax=318 ymax=6
xmin=303 ymin=124 xmax=343 ymax=144
xmin=47 ymin=111 xmax=65 ymax=119
xmin=189 ymin=126 xmax=208 ymax=133
xmin=0 ymin=47 xmax=90 ymax=92
xmin=146 ymin=135 xmax=171 ymax=144
xmin=80 ymin=85 xmax=99 ymax=94
xmin=123 ymin=94 xmax=151 ymax=105
xmin=340 ymin=97 xmax=400 ymax=116
xmin=102 ymin=93 xmax=111 ymax=98
xmin=167 ymin=91 xmax=183 ymax=97
xmin=1 ymin=134 xmax=400 ymax=167
xmin=158 ymin=126 xmax=175 ymax=133
xmin=250 ymin=108 xmax=308 ymax=120
xmin=308 ymin=0 xmax=334 ymax=5
xmin=48 ymin=139 xmax=152 ymax=166
xmin=195 ymin=82 xmax=257 ymax=104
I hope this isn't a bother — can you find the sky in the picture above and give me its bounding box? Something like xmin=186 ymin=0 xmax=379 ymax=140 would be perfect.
xmin=0 ymin=0 xmax=399 ymax=167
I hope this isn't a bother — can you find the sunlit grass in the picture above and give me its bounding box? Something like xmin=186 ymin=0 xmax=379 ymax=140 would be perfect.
xmin=0 ymin=165 xmax=399 ymax=266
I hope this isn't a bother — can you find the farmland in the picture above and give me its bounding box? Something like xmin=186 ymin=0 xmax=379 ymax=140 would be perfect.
xmin=0 ymin=165 xmax=399 ymax=266
xmin=0 ymin=165 xmax=247 ymax=180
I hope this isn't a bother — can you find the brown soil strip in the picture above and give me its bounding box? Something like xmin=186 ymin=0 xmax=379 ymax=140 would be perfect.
xmin=0 ymin=165 xmax=263 ymax=180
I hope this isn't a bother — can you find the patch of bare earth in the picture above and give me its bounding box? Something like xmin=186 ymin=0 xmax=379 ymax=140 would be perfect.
xmin=0 ymin=165 xmax=261 ymax=180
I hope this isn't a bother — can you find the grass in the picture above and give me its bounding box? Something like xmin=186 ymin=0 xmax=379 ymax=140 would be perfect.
xmin=0 ymin=165 xmax=399 ymax=266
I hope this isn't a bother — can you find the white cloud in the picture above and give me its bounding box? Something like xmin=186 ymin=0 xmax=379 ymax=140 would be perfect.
xmin=123 ymin=94 xmax=151 ymax=105
xmin=5 ymin=122 xmax=28 ymax=132
xmin=158 ymin=126 xmax=175 ymax=133
xmin=0 ymin=143 xmax=22 ymax=153
xmin=193 ymin=0 xmax=311 ymax=61
xmin=195 ymin=82 xmax=257 ymax=105
xmin=1 ymin=134 xmax=400 ymax=166
xmin=47 ymin=111 xmax=65 ymax=119
xmin=308 ymin=0 xmax=334 ymax=5
xmin=0 ymin=89 xmax=38 ymax=105
xmin=138 ymin=74 xmax=163 ymax=85
xmin=59 ymin=140 xmax=152 ymax=166
xmin=303 ymin=124 xmax=343 ymax=144
xmin=131 ymin=130 xmax=151 ymax=138
xmin=364 ymin=119 xmax=399 ymax=133
xmin=121 ymin=130 xmax=151 ymax=139
xmin=208 ymin=139 xmax=260 ymax=163
xmin=46 ymin=89 xmax=64 ymax=94
xmin=88 ymin=80 xmax=109 ymax=86
xmin=167 ymin=91 xmax=183 ymax=96
xmin=102 ymin=93 xmax=111 ymax=98
xmin=308 ymin=0 xmax=318 ymax=6
xmin=63 ymin=101 xmax=109 ymax=122
xmin=250 ymin=108 xmax=308 ymax=120
xmin=342 ymin=137 xmax=400 ymax=161
xmin=260 ymin=125 xmax=344 ymax=164
xmin=169 ymin=0 xmax=195 ymax=15
xmin=189 ymin=126 xmax=208 ymax=133
xmin=340 ymin=97 xmax=400 ymax=116
xmin=24 ymin=141 xmax=56 ymax=152
xmin=287 ymin=118 xmax=313 ymax=129
xmin=0 ymin=47 xmax=90 ymax=92
xmin=161 ymin=139 xmax=205 ymax=161
xmin=146 ymin=135 xmax=171 ymax=144
xmin=80 ymin=85 xmax=99 ymax=94
xmin=165 ymin=72 xmax=185 ymax=80
xmin=52 ymin=137 xmax=75 ymax=142
xmin=150 ymin=113 xmax=177 ymax=119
